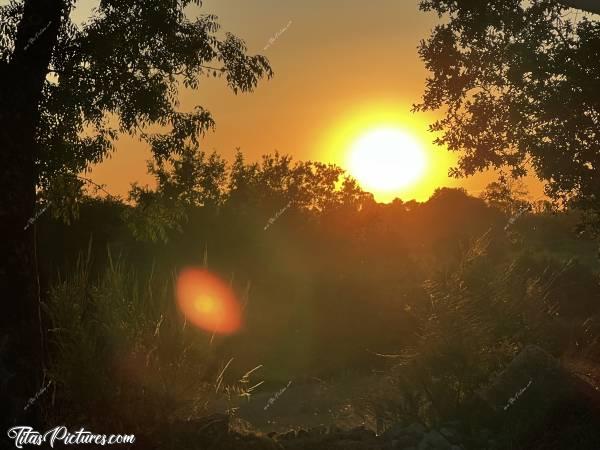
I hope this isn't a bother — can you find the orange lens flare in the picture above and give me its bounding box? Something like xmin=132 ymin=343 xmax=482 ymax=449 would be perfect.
xmin=176 ymin=268 xmax=242 ymax=335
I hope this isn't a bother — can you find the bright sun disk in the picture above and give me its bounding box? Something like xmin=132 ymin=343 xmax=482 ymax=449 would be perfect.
xmin=347 ymin=128 xmax=427 ymax=193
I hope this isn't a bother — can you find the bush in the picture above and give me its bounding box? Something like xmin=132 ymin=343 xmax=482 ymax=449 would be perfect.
xmin=389 ymin=232 xmax=565 ymax=429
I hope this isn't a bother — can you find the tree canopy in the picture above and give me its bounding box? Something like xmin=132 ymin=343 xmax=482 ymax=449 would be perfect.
xmin=415 ymin=0 xmax=600 ymax=229
xmin=126 ymin=148 xmax=372 ymax=242
xmin=0 ymin=0 xmax=272 ymax=193
xmin=0 ymin=0 xmax=272 ymax=430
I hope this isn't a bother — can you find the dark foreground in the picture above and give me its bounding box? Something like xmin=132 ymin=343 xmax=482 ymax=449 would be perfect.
xmin=125 ymin=347 xmax=600 ymax=450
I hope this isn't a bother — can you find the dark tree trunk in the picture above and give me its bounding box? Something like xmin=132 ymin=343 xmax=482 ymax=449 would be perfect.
xmin=0 ymin=0 xmax=65 ymax=434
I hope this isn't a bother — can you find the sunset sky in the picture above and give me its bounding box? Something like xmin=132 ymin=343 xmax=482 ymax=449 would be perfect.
xmin=71 ymin=0 xmax=543 ymax=203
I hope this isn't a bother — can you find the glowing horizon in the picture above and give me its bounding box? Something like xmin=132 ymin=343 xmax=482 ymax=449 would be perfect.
xmin=319 ymin=103 xmax=459 ymax=203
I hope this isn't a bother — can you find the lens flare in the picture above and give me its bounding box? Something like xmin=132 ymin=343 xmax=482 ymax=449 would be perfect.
xmin=176 ymin=268 xmax=242 ymax=335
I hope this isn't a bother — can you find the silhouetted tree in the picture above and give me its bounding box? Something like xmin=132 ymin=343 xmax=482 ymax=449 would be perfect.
xmin=481 ymin=176 xmax=531 ymax=215
xmin=0 ymin=0 xmax=271 ymax=431
xmin=416 ymin=0 xmax=600 ymax=228
xmin=559 ymin=0 xmax=600 ymax=14
xmin=226 ymin=150 xmax=369 ymax=214
xmin=127 ymin=150 xmax=371 ymax=242
xmin=126 ymin=148 xmax=228 ymax=242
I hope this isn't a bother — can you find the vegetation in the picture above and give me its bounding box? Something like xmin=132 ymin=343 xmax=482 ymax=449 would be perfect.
xmin=2 ymin=1 xmax=600 ymax=448
xmin=35 ymin=151 xmax=600 ymax=446
xmin=416 ymin=0 xmax=600 ymax=232
xmin=0 ymin=0 xmax=271 ymax=429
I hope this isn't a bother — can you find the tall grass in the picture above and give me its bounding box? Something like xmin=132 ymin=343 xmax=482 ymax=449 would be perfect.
xmin=47 ymin=247 xmax=219 ymax=432
xmin=372 ymin=232 xmax=567 ymax=430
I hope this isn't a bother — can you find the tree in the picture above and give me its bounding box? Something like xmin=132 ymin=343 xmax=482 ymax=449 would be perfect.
xmin=226 ymin=150 xmax=370 ymax=214
xmin=415 ymin=0 xmax=600 ymax=230
xmin=127 ymin=149 xmax=371 ymax=242
xmin=559 ymin=0 xmax=600 ymax=14
xmin=0 ymin=0 xmax=271 ymax=431
xmin=126 ymin=147 xmax=228 ymax=242
xmin=481 ymin=176 xmax=531 ymax=215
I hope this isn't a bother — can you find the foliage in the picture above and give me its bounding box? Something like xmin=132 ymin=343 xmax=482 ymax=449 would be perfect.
xmin=481 ymin=175 xmax=531 ymax=215
xmin=125 ymin=150 xmax=372 ymax=243
xmin=125 ymin=184 xmax=189 ymax=243
xmin=226 ymin=150 xmax=371 ymax=214
xmin=47 ymin=248 xmax=218 ymax=430
xmin=416 ymin=0 xmax=600 ymax=226
xmin=40 ymin=157 xmax=600 ymax=435
xmin=0 ymin=0 xmax=272 ymax=201
xmin=124 ymin=146 xmax=229 ymax=242
xmin=47 ymin=245 xmax=273 ymax=436
xmin=389 ymin=232 xmax=568 ymax=427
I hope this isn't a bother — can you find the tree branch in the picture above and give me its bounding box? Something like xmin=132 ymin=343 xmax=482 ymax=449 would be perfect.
xmin=557 ymin=0 xmax=600 ymax=15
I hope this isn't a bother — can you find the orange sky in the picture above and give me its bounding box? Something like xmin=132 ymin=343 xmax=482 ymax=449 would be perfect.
xmin=69 ymin=0 xmax=544 ymax=203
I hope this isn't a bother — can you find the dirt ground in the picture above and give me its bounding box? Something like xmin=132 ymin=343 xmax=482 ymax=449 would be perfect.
xmin=229 ymin=373 xmax=388 ymax=434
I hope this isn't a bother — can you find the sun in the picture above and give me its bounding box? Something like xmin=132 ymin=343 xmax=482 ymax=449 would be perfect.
xmin=347 ymin=127 xmax=427 ymax=194
xmin=319 ymin=103 xmax=456 ymax=202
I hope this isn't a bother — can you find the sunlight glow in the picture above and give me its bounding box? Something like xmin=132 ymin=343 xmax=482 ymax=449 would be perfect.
xmin=347 ymin=128 xmax=427 ymax=192
xmin=176 ymin=268 xmax=242 ymax=335
xmin=319 ymin=103 xmax=458 ymax=203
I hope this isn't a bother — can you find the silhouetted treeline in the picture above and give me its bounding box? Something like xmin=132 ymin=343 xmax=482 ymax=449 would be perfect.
xmin=37 ymin=151 xmax=600 ymax=382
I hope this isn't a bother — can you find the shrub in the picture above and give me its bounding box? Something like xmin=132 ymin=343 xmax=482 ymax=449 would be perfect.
xmin=389 ymin=232 xmax=564 ymax=429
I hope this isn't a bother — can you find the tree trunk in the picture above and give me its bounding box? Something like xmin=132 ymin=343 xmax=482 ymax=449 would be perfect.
xmin=0 ymin=0 xmax=65 ymax=434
